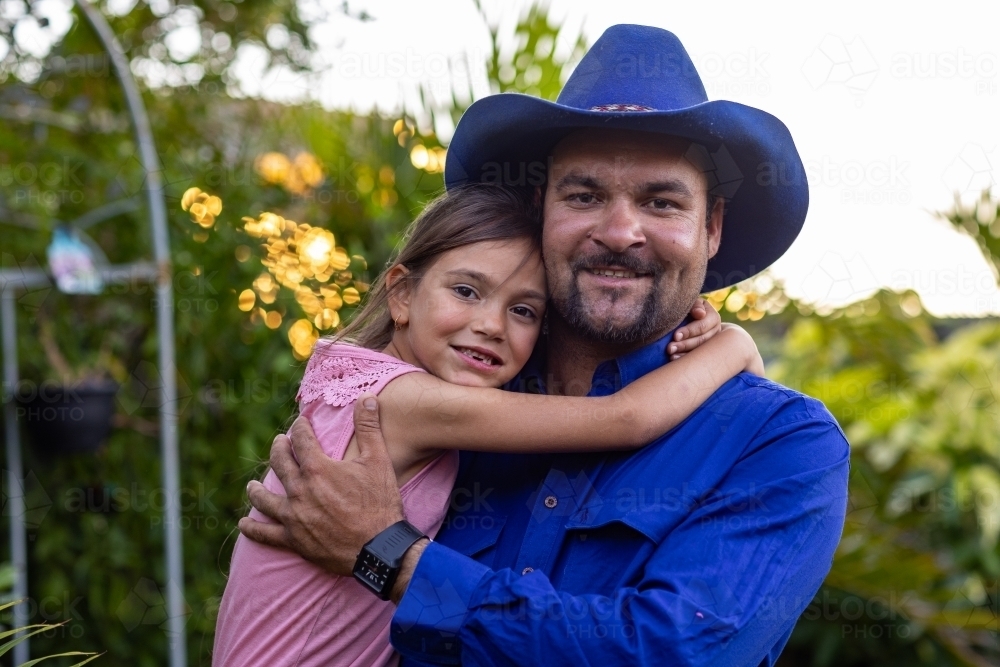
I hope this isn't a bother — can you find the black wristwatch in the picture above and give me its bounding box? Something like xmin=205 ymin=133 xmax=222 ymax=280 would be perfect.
xmin=352 ymin=520 xmax=427 ymax=600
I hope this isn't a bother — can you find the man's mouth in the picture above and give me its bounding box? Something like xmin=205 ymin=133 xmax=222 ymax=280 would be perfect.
xmin=585 ymin=267 xmax=652 ymax=280
xmin=453 ymin=346 xmax=502 ymax=366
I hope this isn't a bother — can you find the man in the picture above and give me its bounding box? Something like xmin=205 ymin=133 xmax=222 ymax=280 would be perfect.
xmin=240 ymin=25 xmax=849 ymax=666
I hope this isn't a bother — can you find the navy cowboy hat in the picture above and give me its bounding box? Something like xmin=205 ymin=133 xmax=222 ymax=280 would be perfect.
xmin=444 ymin=24 xmax=808 ymax=292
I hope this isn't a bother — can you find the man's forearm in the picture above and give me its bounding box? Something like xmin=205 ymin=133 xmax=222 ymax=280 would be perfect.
xmin=390 ymin=537 xmax=429 ymax=604
xmin=391 ymin=419 xmax=850 ymax=665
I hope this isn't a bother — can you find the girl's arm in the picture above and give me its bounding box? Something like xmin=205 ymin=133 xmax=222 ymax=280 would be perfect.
xmin=376 ymin=323 xmax=763 ymax=462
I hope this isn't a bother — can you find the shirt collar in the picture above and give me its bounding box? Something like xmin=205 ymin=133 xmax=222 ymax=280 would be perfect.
xmin=507 ymin=318 xmax=689 ymax=396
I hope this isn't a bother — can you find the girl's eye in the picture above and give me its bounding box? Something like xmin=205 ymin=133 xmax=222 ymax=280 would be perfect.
xmin=452 ymin=285 xmax=477 ymax=299
xmin=510 ymin=305 xmax=536 ymax=319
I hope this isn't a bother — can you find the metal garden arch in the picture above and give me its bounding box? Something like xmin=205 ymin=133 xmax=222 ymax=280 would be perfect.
xmin=0 ymin=2 xmax=185 ymax=665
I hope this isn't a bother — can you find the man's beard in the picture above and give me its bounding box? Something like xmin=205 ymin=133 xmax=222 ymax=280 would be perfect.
xmin=550 ymin=250 xmax=700 ymax=346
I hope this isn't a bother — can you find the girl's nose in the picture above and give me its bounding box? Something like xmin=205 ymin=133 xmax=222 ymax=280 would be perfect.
xmin=471 ymin=304 xmax=506 ymax=339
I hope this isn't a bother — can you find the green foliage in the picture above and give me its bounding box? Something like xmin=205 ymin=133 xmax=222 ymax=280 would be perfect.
xmin=431 ymin=1 xmax=587 ymax=155
xmin=769 ymin=294 xmax=999 ymax=666
xmin=0 ymin=0 xmax=339 ymax=90
xmin=0 ymin=3 xmax=442 ymax=664
xmin=0 ymin=600 xmax=100 ymax=665
xmin=940 ymin=192 xmax=1000 ymax=282
xmin=478 ymin=0 xmax=586 ymax=101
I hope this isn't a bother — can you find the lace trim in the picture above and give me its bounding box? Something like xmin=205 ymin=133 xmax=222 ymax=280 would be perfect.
xmin=297 ymin=349 xmax=413 ymax=407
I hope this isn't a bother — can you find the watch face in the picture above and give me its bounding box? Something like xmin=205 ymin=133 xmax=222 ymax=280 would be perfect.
xmin=353 ymin=521 xmax=425 ymax=600
xmin=355 ymin=549 xmax=389 ymax=594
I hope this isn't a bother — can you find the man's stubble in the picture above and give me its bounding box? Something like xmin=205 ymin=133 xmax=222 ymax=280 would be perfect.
xmin=548 ymin=245 xmax=708 ymax=347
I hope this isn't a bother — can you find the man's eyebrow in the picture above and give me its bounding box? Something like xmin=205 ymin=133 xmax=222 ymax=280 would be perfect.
xmin=640 ymin=179 xmax=695 ymax=198
xmin=553 ymin=173 xmax=605 ymax=191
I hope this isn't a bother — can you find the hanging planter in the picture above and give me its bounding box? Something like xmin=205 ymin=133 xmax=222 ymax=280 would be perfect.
xmin=16 ymin=380 xmax=119 ymax=455
xmin=16 ymin=291 xmax=128 ymax=456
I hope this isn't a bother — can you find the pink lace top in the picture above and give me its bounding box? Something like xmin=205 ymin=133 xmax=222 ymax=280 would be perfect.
xmin=214 ymin=342 xmax=459 ymax=667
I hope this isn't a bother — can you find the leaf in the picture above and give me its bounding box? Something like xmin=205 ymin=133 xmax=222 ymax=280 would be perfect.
xmin=19 ymin=651 xmax=103 ymax=667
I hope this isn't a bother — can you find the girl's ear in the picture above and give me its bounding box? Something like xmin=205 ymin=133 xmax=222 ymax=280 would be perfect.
xmin=385 ymin=264 xmax=412 ymax=327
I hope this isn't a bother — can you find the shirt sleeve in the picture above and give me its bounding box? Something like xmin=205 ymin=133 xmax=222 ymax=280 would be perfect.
xmin=390 ymin=416 xmax=849 ymax=667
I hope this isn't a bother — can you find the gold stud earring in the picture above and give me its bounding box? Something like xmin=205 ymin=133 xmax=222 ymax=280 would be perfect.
xmin=394 ymin=314 xmax=402 ymax=331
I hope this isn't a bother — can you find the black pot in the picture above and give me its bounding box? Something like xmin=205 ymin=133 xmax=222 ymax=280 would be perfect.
xmin=16 ymin=381 xmax=119 ymax=455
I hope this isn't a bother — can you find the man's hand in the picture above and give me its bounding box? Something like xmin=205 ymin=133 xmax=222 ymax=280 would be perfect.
xmin=238 ymin=393 xmax=405 ymax=577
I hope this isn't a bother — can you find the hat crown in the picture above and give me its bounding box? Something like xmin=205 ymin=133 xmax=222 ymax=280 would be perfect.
xmin=557 ymin=25 xmax=709 ymax=112
xmin=445 ymin=24 xmax=808 ymax=291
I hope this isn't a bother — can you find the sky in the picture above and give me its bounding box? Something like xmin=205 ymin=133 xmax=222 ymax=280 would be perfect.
xmin=12 ymin=0 xmax=1000 ymax=317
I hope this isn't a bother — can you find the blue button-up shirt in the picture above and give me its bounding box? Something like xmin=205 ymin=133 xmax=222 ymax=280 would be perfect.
xmin=391 ymin=332 xmax=849 ymax=666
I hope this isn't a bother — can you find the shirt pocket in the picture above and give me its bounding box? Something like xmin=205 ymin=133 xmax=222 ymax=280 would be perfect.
xmin=556 ymin=504 xmax=679 ymax=595
xmin=436 ymin=514 xmax=507 ymax=564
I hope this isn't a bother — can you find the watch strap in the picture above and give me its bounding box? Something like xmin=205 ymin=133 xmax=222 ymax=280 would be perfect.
xmin=366 ymin=520 xmax=426 ymax=567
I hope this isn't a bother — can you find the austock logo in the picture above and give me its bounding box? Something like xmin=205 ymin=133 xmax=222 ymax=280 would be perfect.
xmin=116 ymin=360 xmax=194 ymax=418
xmin=676 ymin=577 xmax=739 ymax=642
xmin=798 ymin=252 xmax=880 ymax=305
xmin=526 ymin=470 xmax=602 ymax=523
xmin=944 ymin=578 xmax=1000 ymax=635
xmin=844 ymin=467 xmax=879 ymax=532
xmin=1 ymin=469 xmax=53 ymax=530
xmin=392 ymin=576 xmax=468 ymax=636
xmin=802 ymin=35 xmax=879 ymax=104
xmin=0 ymin=253 xmax=53 ymax=319
xmin=684 ymin=143 xmax=744 ymax=199
xmin=113 ymin=143 xmax=195 ymax=199
xmin=116 ymin=578 xmax=191 ymax=635
xmin=942 ymin=143 xmax=999 ymax=202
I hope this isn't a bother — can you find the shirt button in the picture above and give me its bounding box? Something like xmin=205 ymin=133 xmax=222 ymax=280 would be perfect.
xmin=544 ymin=495 xmax=558 ymax=509
xmin=522 ymin=567 xmax=534 ymax=575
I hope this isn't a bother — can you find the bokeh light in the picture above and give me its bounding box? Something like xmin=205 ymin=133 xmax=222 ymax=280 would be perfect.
xmin=181 ymin=186 xmax=222 ymax=228
xmin=409 ymin=143 xmax=447 ymax=173
xmin=254 ymin=151 xmax=325 ymax=195
xmin=241 ymin=210 xmax=368 ymax=358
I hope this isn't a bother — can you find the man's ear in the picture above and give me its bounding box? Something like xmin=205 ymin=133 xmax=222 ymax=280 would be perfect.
xmin=385 ymin=264 xmax=412 ymax=326
xmin=707 ymin=198 xmax=724 ymax=259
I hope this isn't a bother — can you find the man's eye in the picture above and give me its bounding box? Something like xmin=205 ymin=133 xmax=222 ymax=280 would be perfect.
xmin=650 ymin=198 xmax=673 ymax=210
xmin=569 ymin=192 xmax=598 ymax=205
xmin=453 ymin=285 xmax=477 ymax=299
xmin=510 ymin=306 xmax=536 ymax=319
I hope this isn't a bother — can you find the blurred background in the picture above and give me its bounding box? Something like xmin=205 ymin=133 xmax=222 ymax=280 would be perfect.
xmin=0 ymin=0 xmax=998 ymax=665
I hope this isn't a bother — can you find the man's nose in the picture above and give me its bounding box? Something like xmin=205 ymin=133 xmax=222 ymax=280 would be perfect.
xmin=589 ymin=199 xmax=646 ymax=253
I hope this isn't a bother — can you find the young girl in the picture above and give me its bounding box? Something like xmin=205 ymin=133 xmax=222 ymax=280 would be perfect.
xmin=214 ymin=184 xmax=762 ymax=666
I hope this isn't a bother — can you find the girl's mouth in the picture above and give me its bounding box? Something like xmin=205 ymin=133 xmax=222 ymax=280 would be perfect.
xmin=453 ymin=346 xmax=502 ymax=369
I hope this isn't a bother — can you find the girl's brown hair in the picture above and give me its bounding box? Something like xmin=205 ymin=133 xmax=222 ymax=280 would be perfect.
xmin=333 ymin=183 xmax=542 ymax=350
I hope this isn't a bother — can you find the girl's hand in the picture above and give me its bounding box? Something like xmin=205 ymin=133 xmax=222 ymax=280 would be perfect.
xmin=668 ymin=297 xmax=722 ymax=360
xmin=720 ymin=323 xmax=765 ymax=376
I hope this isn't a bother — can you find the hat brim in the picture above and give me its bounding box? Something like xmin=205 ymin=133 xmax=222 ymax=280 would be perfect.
xmin=444 ymin=93 xmax=809 ymax=292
